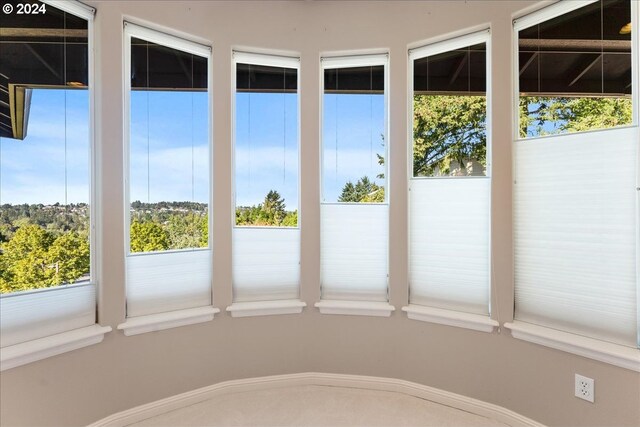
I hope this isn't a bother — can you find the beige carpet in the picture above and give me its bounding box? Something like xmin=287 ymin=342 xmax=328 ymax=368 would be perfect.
xmin=127 ymin=385 xmax=510 ymax=427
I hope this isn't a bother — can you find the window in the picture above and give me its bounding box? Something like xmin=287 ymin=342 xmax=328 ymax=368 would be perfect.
xmin=404 ymin=31 xmax=494 ymax=331
xmin=230 ymin=52 xmax=303 ymax=311
xmin=120 ymin=23 xmax=215 ymax=333
xmin=0 ymin=0 xmax=109 ymax=370
xmin=511 ymin=0 xmax=639 ymax=360
xmin=517 ymin=0 xmax=633 ymax=138
xmin=317 ymin=54 xmax=392 ymax=316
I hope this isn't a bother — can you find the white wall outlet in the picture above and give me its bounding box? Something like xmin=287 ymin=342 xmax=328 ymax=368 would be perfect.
xmin=575 ymin=374 xmax=595 ymax=403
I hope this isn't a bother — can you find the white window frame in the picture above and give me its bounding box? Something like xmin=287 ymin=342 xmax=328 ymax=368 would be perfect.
xmin=0 ymin=0 xmax=112 ymax=372
xmin=118 ymin=22 xmax=218 ymax=336
xmin=403 ymin=29 xmax=497 ymax=333
xmin=226 ymin=50 xmax=306 ymax=317
xmin=507 ymin=0 xmax=640 ymax=372
xmin=316 ymin=52 xmax=394 ymax=317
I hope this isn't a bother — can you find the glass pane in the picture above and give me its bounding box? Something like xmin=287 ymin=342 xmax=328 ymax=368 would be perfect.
xmin=322 ymin=65 xmax=386 ymax=203
xmin=518 ymin=0 xmax=632 ymax=138
xmin=129 ymin=39 xmax=209 ymax=252
xmin=0 ymin=1 xmax=90 ymax=295
xmin=412 ymin=44 xmax=487 ymax=177
xmin=234 ymin=63 xmax=299 ymax=227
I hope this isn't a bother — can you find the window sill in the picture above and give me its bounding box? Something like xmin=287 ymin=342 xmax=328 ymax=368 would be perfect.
xmin=226 ymin=299 xmax=306 ymax=317
xmin=0 ymin=324 xmax=112 ymax=371
xmin=117 ymin=306 xmax=219 ymax=336
xmin=402 ymin=305 xmax=498 ymax=333
xmin=315 ymin=300 xmax=395 ymax=317
xmin=504 ymin=321 xmax=640 ymax=372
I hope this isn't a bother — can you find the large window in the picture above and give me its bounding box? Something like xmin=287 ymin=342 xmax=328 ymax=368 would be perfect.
xmin=517 ymin=0 xmax=633 ymax=138
xmin=0 ymin=0 xmax=102 ymax=354
xmin=512 ymin=0 xmax=639 ymax=355
xmin=231 ymin=52 xmax=302 ymax=307
xmin=405 ymin=31 xmax=493 ymax=329
xmin=122 ymin=23 xmax=214 ymax=328
xmin=318 ymin=54 xmax=392 ymax=315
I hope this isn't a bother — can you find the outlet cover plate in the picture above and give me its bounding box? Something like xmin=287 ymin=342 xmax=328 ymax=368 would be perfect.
xmin=575 ymin=374 xmax=594 ymax=403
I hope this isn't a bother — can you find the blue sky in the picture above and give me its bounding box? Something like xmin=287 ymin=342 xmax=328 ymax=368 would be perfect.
xmin=0 ymin=89 xmax=89 ymax=205
xmin=1 ymin=89 xmax=385 ymax=207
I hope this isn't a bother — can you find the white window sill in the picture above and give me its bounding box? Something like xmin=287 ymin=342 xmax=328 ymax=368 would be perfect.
xmin=0 ymin=324 xmax=112 ymax=371
xmin=504 ymin=321 xmax=640 ymax=372
xmin=402 ymin=305 xmax=498 ymax=333
xmin=315 ymin=300 xmax=395 ymax=317
xmin=226 ymin=299 xmax=306 ymax=317
xmin=118 ymin=306 xmax=219 ymax=336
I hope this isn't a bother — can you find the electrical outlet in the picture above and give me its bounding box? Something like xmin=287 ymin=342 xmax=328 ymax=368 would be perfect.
xmin=575 ymin=374 xmax=595 ymax=403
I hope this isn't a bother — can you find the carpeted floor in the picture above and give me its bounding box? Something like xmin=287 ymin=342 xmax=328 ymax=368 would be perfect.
xmin=127 ymin=385 xmax=510 ymax=427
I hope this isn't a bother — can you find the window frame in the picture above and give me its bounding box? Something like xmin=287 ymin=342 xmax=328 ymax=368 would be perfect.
xmin=404 ymin=29 xmax=496 ymax=332
xmin=0 ymin=0 xmax=112 ymax=372
xmin=230 ymin=50 xmax=302 ymax=230
xmin=507 ymin=0 xmax=640 ymax=369
xmin=119 ymin=22 xmax=217 ymax=334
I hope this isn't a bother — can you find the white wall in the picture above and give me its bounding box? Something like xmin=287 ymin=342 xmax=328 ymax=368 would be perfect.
xmin=1 ymin=2 xmax=639 ymax=426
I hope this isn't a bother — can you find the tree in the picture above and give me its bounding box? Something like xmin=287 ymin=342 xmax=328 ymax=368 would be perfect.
xmin=413 ymin=95 xmax=486 ymax=177
xmin=0 ymin=225 xmax=54 ymax=292
xmin=519 ymin=96 xmax=632 ymax=138
xmin=130 ymin=220 xmax=169 ymax=253
xmin=262 ymin=190 xmax=286 ymax=225
xmin=338 ymin=176 xmax=384 ymax=203
xmin=46 ymin=232 xmax=90 ymax=286
xmin=167 ymin=213 xmax=206 ymax=250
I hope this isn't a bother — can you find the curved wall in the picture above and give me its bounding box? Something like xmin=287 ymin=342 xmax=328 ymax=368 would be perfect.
xmin=1 ymin=1 xmax=639 ymax=426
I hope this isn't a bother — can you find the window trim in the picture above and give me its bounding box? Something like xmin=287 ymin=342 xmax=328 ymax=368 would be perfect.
xmin=405 ymin=29 xmax=494 ymax=325
xmin=231 ymin=50 xmax=302 ymax=229
xmin=511 ymin=0 xmax=640 ymax=355
xmin=0 ymin=0 xmax=110 ymax=371
xmin=512 ymin=0 xmax=639 ymax=141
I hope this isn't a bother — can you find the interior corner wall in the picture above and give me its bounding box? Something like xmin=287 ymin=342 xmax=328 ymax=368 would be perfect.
xmin=1 ymin=2 xmax=638 ymax=427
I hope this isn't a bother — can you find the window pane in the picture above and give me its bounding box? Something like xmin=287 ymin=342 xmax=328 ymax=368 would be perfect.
xmin=0 ymin=1 xmax=90 ymax=294
xmin=322 ymin=66 xmax=386 ymax=203
xmin=128 ymin=39 xmax=209 ymax=252
xmin=412 ymin=43 xmax=487 ymax=177
xmin=518 ymin=0 xmax=632 ymax=138
xmin=234 ymin=63 xmax=299 ymax=227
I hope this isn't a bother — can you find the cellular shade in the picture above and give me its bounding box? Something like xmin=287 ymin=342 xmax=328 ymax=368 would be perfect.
xmin=233 ymin=228 xmax=300 ymax=302
xmin=126 ymin=250 xmax=212 ymax=317
xmin=514 ymin=126 xmax=638 ymax=347
xmin=321 ymin=204 xmax=388 ymax=301
xmin=409 ymin=178 xmax=491 ymax=314
xmin=0 ymin=285 xmax=95 ymax=347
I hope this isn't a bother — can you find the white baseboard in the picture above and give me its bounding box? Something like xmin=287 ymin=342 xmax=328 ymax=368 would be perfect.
xmin=88 ymin=372 xmax=545 ymax=427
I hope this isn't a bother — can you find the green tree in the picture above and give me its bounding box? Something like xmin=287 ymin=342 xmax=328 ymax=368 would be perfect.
xmin=519 ymin=96 xmax=632 ymax=138
xmin=46 ymin=232 xmax=90 ymax=285
xmin=338 ymin=176 xmax=384 ymax=203
xmin=0 ymin=225 xmax=54 ymax=292
xmin=166 ymin=213 xmax=206 ymax=249
xmin=413 ymin=95 xmax=486 ymax=177
xmin=130 ymin=220 xmax=169 ymax=253
xmin=262 ymin=190 xmax=286 ymax=225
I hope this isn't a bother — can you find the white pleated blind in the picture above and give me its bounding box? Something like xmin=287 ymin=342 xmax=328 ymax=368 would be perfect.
xmin=409 ymin=178 xmax=491 ymax=314
xmin=0 ymin=285 xmax=95 ymax=347
xmin=321 ymin=204 xmax=389 ymax=301
xmin=514 ymin=127 xmax=638 ymax=347
xmin=233 ymin=228 xmax=300 ymax=302
xmin=126 ymin=250 xmax=212 ymax=317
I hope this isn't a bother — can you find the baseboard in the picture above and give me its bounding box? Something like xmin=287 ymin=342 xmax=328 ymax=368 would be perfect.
xmin=88 ymin=372 xmax=545 ymax=427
